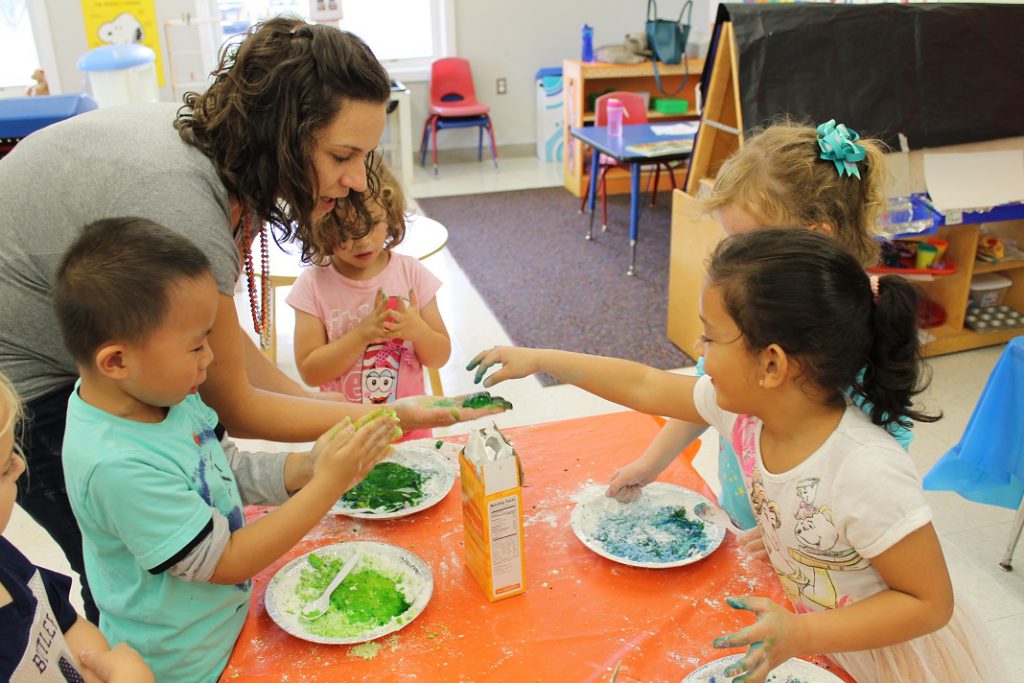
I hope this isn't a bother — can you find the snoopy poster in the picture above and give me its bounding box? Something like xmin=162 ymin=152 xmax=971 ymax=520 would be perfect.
xmin=80 ymin=0 xmax=165 ymax=86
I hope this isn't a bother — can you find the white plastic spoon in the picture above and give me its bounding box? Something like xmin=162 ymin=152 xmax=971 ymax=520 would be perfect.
xmin=300 ymin=549 xmax=363 ymax=622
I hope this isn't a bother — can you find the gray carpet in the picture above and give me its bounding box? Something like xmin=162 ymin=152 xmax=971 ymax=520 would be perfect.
xmin=418 ymin=186 xmax=695 ymax=387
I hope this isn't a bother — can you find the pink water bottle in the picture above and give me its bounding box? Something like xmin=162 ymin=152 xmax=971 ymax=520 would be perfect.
xmin=607 ymin=98 xmax=624 ymax=137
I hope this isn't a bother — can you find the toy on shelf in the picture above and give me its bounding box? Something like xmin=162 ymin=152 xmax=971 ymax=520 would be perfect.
xmin=871 ymin=238 xmax=956 ymax=276
xmin=25 ymin=68 xmax=49 ymax=97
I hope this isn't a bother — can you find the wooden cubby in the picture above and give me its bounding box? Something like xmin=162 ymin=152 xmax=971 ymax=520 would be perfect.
xmin=562 ymin=58 xmax=703 ymax=197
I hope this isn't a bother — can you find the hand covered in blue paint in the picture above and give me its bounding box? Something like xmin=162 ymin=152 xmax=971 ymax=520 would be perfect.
xmin=711 ymin=596 xmax=803 ymax=683
xmin=466 ymin=346 xmax=543 ymax=387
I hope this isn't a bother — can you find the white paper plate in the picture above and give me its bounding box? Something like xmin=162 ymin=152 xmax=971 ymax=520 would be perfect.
xmin=682 ymin=654 xmax=846 ymax=682
xmin=264 ymin=541 xmax=433 ymax=645
xmin=330 ymin=443 xmax=456 ymax=519
xmin=570 ymin=482 xmax=725 ymax=568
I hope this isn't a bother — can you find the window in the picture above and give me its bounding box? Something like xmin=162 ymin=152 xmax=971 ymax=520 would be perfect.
xmin=0 ymin=0 xmax=59 ymax=98
xmin=216 ymin=0 xmax=453 ymax=81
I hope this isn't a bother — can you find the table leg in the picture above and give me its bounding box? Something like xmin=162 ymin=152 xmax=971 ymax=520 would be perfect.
xmin=628 ymin=162 xmax=640 ymax=276
xmin=999 ymin=497 xmax=1024 ymax=571
xmin=587 ymin=146 xmax=599 ymax=241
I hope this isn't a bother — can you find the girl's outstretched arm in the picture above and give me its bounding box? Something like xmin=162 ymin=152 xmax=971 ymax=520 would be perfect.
xmin=713 ymin=523 xmax=953 ymax=682
xmin=468 ymin=347 xmax=706 ymax=424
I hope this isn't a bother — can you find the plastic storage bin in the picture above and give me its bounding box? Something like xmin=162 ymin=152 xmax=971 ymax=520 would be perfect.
xmin=77 ymin=44 xmax=159 ymax=108
xmin=534 ymin=67 xmax=563 ymax=162
xmin=968 ymin=273 xmax=1012 ymax=308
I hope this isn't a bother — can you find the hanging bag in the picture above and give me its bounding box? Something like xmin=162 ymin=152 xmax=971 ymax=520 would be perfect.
xmin=646 ymin=0 xmax=693 ymax=96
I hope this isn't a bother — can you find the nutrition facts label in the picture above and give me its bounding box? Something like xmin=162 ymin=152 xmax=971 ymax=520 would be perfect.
xmin=488 ymin=495 xmax=523 ymax=591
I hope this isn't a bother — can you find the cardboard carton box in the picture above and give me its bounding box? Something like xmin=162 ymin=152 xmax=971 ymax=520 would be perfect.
xmin=459 ymin=425 xmax=526 ymax=601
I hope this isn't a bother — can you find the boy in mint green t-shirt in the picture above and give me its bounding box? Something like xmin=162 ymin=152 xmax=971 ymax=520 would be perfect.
xmin=54 ymin=218 xmax=400 ymax=683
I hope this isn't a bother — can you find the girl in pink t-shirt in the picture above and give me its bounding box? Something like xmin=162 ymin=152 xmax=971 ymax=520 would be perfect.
xmin=287 ymin=162 xmax=450 ymax=440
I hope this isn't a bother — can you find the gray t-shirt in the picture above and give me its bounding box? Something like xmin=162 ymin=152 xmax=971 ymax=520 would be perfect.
xmin=0 ymin=103 xmax=240 ymax=401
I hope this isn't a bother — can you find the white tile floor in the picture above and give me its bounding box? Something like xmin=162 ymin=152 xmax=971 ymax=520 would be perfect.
xmin=8 ymin=152 xmax=1023 ymax=677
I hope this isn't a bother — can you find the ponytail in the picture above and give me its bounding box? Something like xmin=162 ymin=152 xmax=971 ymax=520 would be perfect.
xmin=854 ymin=275 xmax=941 ymax=430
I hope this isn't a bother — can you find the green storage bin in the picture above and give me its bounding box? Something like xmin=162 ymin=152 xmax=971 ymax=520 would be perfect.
xmin=651 ymin=97 xmax=689 ymax=114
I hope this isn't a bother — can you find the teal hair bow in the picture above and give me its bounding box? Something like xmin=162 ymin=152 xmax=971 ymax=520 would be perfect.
xmin=816 ymin=119 xmax=866 ymax=179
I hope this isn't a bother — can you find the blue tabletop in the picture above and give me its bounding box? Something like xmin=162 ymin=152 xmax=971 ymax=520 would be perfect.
xmin=0 ymin=93 xmax=98 ymax=139
xmin=570 ymin=123 xmax=696 ymax=163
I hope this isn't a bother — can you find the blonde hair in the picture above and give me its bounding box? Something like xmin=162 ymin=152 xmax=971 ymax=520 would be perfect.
xmin=0 ymin=371 xmax=23 ymax=444
xmin=303 ymin=156 xmax=408 ymax=266
xmin=701 ymin=120 xmax=887 ymax=268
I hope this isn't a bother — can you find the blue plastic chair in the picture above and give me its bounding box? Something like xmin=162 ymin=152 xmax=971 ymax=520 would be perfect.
xmin=923 ymin=337 xmax=1024 ymax=570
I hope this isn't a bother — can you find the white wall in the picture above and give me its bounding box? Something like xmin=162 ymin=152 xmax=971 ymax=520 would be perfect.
xmin=412 ymin=0 xmax=715 ymax=152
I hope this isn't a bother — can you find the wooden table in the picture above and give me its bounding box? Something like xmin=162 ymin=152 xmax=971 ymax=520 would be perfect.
xmin=221 ymin=412 xmax=853 ymax=683
xmin=259 ymin=214 xmax=448 ymax=394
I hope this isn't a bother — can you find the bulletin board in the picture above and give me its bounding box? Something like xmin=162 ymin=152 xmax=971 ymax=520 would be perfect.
xmin=80 ymin=0 xmax=165 ymax=86
xmin=709 ymin=3 xmax=1024 ymax=149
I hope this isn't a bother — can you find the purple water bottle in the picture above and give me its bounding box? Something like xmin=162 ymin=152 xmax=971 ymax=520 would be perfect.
xmin=582 ymin=24 xmax=594 ymax=63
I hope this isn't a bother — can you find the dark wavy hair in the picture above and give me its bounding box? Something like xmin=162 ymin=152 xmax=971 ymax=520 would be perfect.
xmin=706 ymin=229 xmax=939 ymax=431
xmin=54 ymin=217 xmax=212 ymax=366
xmin=175 ymin=15 xmax=391 ymax=253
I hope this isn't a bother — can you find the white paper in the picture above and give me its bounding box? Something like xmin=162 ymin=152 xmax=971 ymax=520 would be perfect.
xmin=650 ymin=122 xmax=699 ymax=136
xmin=924 ymin=151 xmax=1024 ymax=212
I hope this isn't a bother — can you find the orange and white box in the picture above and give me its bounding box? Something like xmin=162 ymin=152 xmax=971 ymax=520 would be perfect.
xmin=459 ymin=424 xmax=526 ymax=602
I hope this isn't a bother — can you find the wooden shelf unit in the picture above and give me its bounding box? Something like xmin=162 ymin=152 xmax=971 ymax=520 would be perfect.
xmin=562 ymin=58 xmax=703 ymax=198
xmin=667 ymin=192 xmax=1024 ymax=358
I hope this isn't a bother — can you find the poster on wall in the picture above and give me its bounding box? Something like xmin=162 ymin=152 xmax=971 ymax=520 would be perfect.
xmin=80 ymin=0 xmax=165 ymax=86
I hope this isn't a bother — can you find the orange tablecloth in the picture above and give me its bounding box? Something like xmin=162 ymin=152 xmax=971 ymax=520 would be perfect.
xmin=221 ymin=412 xmax=853 ymax=682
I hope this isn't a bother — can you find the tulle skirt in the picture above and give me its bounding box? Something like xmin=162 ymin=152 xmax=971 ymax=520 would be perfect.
xmin=829 ymin=600 xmax=1007 ymax=682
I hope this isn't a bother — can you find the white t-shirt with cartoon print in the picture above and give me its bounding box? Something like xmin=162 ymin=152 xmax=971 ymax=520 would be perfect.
xmin=693 ymin=375 xmax=932 ymax=614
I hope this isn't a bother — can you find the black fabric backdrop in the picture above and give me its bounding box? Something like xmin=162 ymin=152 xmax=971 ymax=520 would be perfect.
xmin=706 ymin=3 xmax=1024 ymax=149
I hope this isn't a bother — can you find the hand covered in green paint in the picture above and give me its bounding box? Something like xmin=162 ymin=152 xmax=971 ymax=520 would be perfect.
xmin=466 ymin=346 xmax=543 ymax=387
xmin=711 ymin=595 xmax=803 ymax=683
xmin=737 ymin=526 xmax=769 ymax=562
xmin=390 ymin=393 xmax=510 ymax=430
xmin=310 ymin=415 xmax=397 ymax=495
xmin=606 ymin=459 xmax=661 ymax=503
xmin=382 ymin=289 xmax=430 ymax=342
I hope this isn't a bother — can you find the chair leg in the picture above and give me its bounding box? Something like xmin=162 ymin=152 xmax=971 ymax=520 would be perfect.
xmin=431 ymin=118 xmax=440 ymax=177
xmin=651 ymin=164 xmax=662 ymax=206
xmin=600 ymin=166 xmax=609 ymax=233
xmin=579 ymin=172 xmax=590 ymax=213
xmin=419 ymin=115 xmax=434 ymax=167
xmin=666 ymin=162 xmax=678 ymax=189
xmin=477 ymin=125 xmax=484 ymax=162
xmin=486 ymin=117 xmax=499 ymax=171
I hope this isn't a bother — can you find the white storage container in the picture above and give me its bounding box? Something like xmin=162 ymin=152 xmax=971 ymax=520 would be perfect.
xmin=968 ymin=272 xmax=1012 ymax=308
xmin=77 ymin=44 xmax=159 ymax=108
xmin=534 ymin=67 xmax=563 ymax=162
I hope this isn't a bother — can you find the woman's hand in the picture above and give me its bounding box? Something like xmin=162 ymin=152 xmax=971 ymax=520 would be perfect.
xmin=383 ymin=290 xmax=429 ymax=342
xmin=390 ymin=393 xmax=511 ymax=430
xmin=710 ymin=596 xmax=803 ymax=683
xmin=78 ymin=644 xmax=154 ymax=683
xmin=606 ymin=460 xmax=661 ymax=503
xmin=737 ymin=526 xmax=769 ymax=562
xmin=311 ymin=414 xmax=397 ymax=492
xmin=466 ymin=346 xmax=542 ymax=387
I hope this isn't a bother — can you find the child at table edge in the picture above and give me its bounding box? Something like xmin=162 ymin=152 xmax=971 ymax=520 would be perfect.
xmin=468 ymin=229 xmax=1005 ymax=683
xmin=288 ymin=159 xmax=451 ymax=441
xmin=55 ymin=217 xmax=398 ymax=683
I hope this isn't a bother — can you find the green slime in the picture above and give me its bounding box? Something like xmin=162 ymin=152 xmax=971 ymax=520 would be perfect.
xmin=297 ymin=554 xmax=412 ymax=639
xmin=341 ymin=462 xmax=424 ymax=512
xmin=460 ymin=391 xmax=514 ymax=410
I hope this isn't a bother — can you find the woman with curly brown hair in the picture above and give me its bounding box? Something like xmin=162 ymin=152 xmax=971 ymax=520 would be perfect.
xmin=0 ymin=16 xmax=504 ymax=625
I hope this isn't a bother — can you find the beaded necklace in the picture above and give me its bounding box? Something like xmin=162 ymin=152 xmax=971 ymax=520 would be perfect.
xmin=240 ymin=209 xmax=271 ymax=350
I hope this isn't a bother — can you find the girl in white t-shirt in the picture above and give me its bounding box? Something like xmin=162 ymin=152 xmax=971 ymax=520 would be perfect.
xmin=288 ymin=161 xmax=451 ymax=440
xmin=467 ymin=229 xmax=1004 ymax=683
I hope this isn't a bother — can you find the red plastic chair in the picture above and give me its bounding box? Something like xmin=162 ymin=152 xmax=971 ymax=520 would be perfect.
xmin=579 ymin=91 xmax=679 ymax=233
xmin=419 ymin=58 xmax=499 ymax=176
